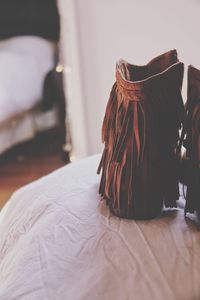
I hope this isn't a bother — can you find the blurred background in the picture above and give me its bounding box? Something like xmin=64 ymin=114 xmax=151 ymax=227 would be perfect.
xmin=0 ymin=0 xmax=66 ymax=207
xmin=0 ymin=0 xmax=200 ymax=207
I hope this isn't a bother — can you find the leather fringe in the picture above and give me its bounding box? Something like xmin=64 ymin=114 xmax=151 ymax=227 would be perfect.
xmin=98 ymin=55 xmax=184 ymax=219
xmin=184 ymin=66 xmax=200 ymax=213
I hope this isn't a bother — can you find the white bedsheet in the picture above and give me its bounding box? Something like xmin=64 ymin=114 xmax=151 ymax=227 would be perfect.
xmin=0 ymin=155 xmax=200 ymax=300
xmin=0 ymin=106 xmax=58 ymax=155
xmin=0 ymin=36 xmax=55 ymax=124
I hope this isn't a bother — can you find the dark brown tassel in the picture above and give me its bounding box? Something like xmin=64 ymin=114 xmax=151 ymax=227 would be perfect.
xmin=184 ymin=65 xmax=200 ymax=214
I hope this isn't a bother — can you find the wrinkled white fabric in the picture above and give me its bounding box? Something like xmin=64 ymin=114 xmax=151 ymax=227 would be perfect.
xmin=0 ymin=155 xmax=200 ymax=300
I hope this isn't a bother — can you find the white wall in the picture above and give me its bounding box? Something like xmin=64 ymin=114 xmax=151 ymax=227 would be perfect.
xmin=60 ymin=0 xmax=200 ymax=159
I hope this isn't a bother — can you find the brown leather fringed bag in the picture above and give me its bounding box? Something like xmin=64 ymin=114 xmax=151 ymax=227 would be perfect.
xmin=183 ymin=66 xmax=200 ymax=215
xmin=97 ymin=50 xmax=185 ymax=219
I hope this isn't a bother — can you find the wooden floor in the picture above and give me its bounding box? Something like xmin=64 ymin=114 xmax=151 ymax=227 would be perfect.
xmin=0 ymin=130 xmax=69 ymax=209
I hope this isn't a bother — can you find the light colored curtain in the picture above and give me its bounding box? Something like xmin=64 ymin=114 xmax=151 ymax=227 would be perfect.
xmin=57 ymin=0 xmax=89 ymax=160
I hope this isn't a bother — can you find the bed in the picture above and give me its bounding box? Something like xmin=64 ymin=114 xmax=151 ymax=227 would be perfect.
xmin=0 ymin=0 xmax=61 ymax=155
xmin=0 ymin=154 xmax=200 ymax=300
xmin=0 ymin=36 xmax=58 ymax=154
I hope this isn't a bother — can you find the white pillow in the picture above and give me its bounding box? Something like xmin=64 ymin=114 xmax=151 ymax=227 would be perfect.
xmin=0 ymin=36 xmax=55 ymax=124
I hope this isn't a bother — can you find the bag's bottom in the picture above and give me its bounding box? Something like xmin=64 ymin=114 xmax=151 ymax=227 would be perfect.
xmin=105 ymin=199 xmax=163 ymax=220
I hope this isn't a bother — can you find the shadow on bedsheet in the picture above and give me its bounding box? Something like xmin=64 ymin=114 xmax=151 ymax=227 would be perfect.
xmin=97 ymin=197 xmax=200 ymax=232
